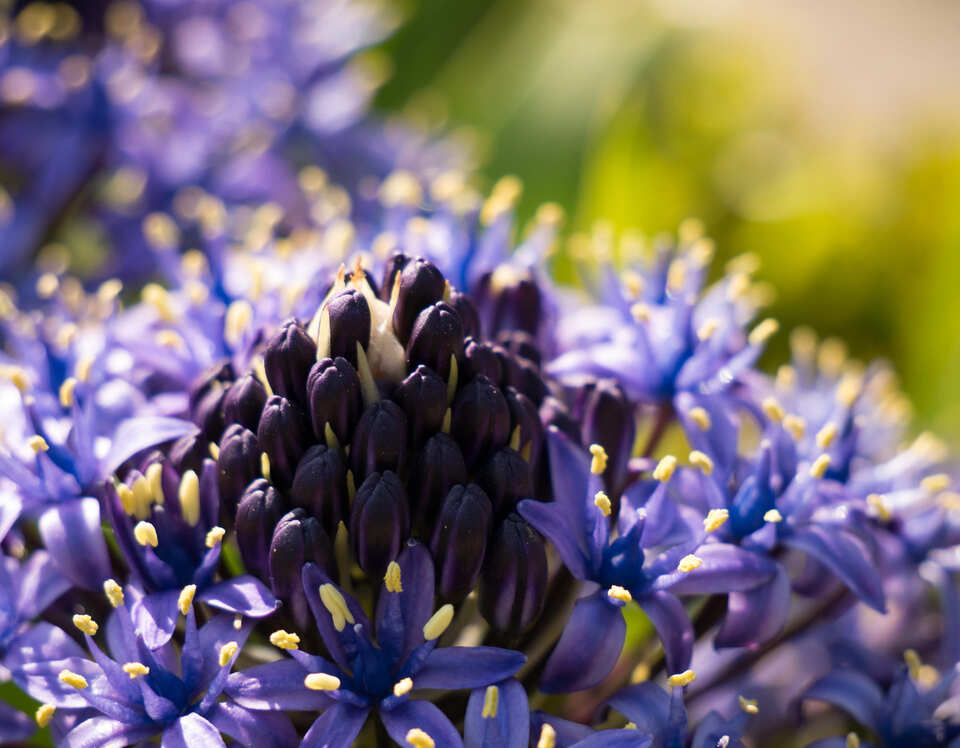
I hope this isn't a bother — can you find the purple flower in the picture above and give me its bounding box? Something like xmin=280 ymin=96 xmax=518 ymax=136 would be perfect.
xmin=225 ymin=541 xmax=525 ymax=747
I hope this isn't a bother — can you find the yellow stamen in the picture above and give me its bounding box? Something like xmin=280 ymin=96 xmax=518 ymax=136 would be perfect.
xmin=104 ymin=579 xmax=124 ymax=608
xmin=423 ymin=604 xmax=455 ymax=640
xmin=589 ymin=444 xmax=608 ymax=475
xmin=631 ymin=663 xmax=650 ymax=683
xmin=218 ymin=641 xmax=238 ymax=667
xmin=867 ymin=494 xmax=891 ymax=522
xmin=608 ymin=585 xmax=632 ymax=603
xmin=122 ymin=662 xmax=149 ymax=679
xmin=205 ymin=526 xmax=225 ymax=548
xmin=178 ymin=584 xmax=196 ymax=615
xmin=625 ymin=722 xmax=638 ymax=730
xmin=482 ymin=685 xmax=499 ymax=718
xmin=384 ymin=561 xmax=403 ymax=593
xmin=776 ymin=365 xmax=796 ymax=391
xmin=748 ymin=318 xmax=779 ymax=346
xmin=393 ymin=677 xmax=413 ymax=697
xmin=305 ymin=672 xmax=341 ymax=691
xmin=209 ymin=442 xmax=220 ymax=461
xmin=689 ymin=451 xmax=713 ymax=475
xmin=233 ymin=616 xmax=243 ymax=630
xmin=703 ymin=508 xmax=729 ymax=532
xmin=59 ymin=377 xmax=77 ymax=408
xmin=678 ymin=555 xmax=702 ymax=573
xmin=764 ymin=509 xmax=783 ymax=523
xmin=594 ymin=491 xmax=612 ymax=517
xmin=667 ymin=669 xmax=696 ymax=687
xmin=783 ymin=415 xmax=806 ymax=441
xmin=688 ymin=407 xmax=711 ymax=431
xmin=117 ymin=484 xmax=135 ymax=515
xmin=130 ymin=475 xmax=152 ymax=519
xmin=28 ymin=435 xmax=49 ymax=453
xmin=836 ymin=374 xmax=862 ymax=408
xmin=537 ymin=724 xmax=557 ymax=748
xmin=178 ymin=470 xmax=200 ymax=526
xmin=406 ymin=728 xmax=435 ymax=748
xmin=133 ymin=521 xmax=158 ymax=547
xmin=809 ymin=454 xmax=831 ymax=479
xmin=146 ymin=463 xmax=164 ymax=505
xmin=58 ymin=670 xmax=88 ymax=690
xmin=816 ymin=422 xmax=838 ymax=450
xmin=846 ymin=733 xmax=860 ymax=748
xmin=72 ymin=614 xmax=98 ymax=636
xmin=224 ymin=300 xmax=253 ymax=347
xmin=630 ymin=302 xmax=650 ymax=323
xmin=697 ymin=318 xmax=720 ymax=342
xmin=667 ymin=259 xmax=687 ymax=292
xmin=35 ymin=704 xmax=55 ymax=727
xmin=922 ymin=473 xmax=952 ymax=494
xmin=319 ymin=584 xmax=355 ymax=632
xmin=75 ymin=357 xmax=93 ymax=383
xmin=762 ymin=397 xmax=784 ymax=423
xmin=270 ymin=630 xmax=300 ymax=650
xmin=653 ymin=455 xmax=676 ymax=483
xmin=8 ymin=367 xmax=30 ymax=393
xmin=260 ymin=452 xmax=271 ymax=480
xmin=738 ymin=695 xmax=759 ymax=714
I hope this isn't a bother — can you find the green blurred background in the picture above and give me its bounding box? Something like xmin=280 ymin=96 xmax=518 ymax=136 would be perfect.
xmin=373 ymin=0 xmax=960 ymax=442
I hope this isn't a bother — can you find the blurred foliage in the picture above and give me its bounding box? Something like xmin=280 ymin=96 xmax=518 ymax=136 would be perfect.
xmin=375 ymin=0 xmax=960 ymax=441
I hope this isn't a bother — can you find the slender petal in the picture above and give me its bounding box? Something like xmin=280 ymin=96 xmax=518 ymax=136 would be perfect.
xmin=0 ymin=701 xmax=33 ymax=743
xmin=380 ymin=699 xmax=464 ymax=748
xmin=375 ymin=540 xmax=435 ymax=663
xmin=162 ymin=713 xmax=226 ymax=748
xmin=414 ymin=647 xmax=527 ymax=690
xmin=198 ymin=575 xmax=279 ymax=617
xmin=38 ymin=498 xmax=111 ymax=590
xmin=654 ymin=543 xmax=776 ymax=596
xmin=301 ymin=704 xmax=370 ymax=748
xmin=715 ymin=565 xmax=791 ymax=648
xmin=571 ymin=731 xmax=653 ymax=748
xmin=130 ymin=588 xmax=181 ymax=650
xmin=61 ymin=716 xmax=158 ymax=748
xmin=607 ymin=683 xmax=670 ymax=736
xmin=464 ymin=679 xmax=529 ymax=748
xmin=207 ymin=701 xmax=299 ymax=748
xmin=101 ymin=417 xmax=199 ymax=475
xmin=802 ymin=670 xmax=886 ymax=732
xmin=225 ymin=660 xmax=334 ymax=711
xmin=638 ymin=591 xmax=694 ymax=675
xmin=517 ymin=499 xmax=590 ymax=580
xmin=13 ymin=549 xmax=72 ymax=619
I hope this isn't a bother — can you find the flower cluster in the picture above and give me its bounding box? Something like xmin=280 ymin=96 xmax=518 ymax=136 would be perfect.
xmin=2 ymin=2 xmax=960 ymax=747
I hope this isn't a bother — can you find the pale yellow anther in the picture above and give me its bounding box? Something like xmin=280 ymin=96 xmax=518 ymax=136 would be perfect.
xmin=58 ymin=670 xmax=88 ymax=690
xmin=846 ymin=733 xmax=860 ymax=748
xmin=816 ymin=422 xmax=838 ymax=450
xmin=703 ymin=508 xmax=729 ymax=532
xmin=269 ymin=630 xmax=300 ymax=650
xmin=384 ymin=561 xmax=403 ymax=593
xmin=607 ymin=585 xmax=632 ymax=603
xmin=209 ymin=442 xmax=220 ymax=461
xmin=783 ymin=415 xmax=806 ymax=441
xmin=205 ymin=526 xmax=225 ymax=548
xmin=762 ymin=397 xmax=784 ymax=423
xmin=233 ymin=616 xmax=243 ymax=630
xmin=146 ymin=463 xmax=164 ymax=505
xmin=406 ymin=728 xmax=435 ymax=748
xmin=624 ymin=722 xmax=638 ymax=730
xmin=688 ymin=407 xmax=712 ymax=431
xmin=393 ymin=677 xmax=413 ymax=697
xmin=178 ymin=584 xmax=196 ymax=615
xmin=379 ymin=170 xmax=423 ymax=208
xmin=319 ymin=584 xmax=355 ymax=632
xmin=867 ymin=494 xmax=892 ymax=522
xmin=72 ymin=614 xmax=98 ymax=636
xmin=594 ymin=491 xmax=612 ymax=517
xmin=764 ymin=509 xmax=783 ymax=523
xmin=224 ymin=300 xmax=254 ymax=347
xmin=678 ymin=555 xmax=702 ymax=573
xmin=836 ymin=374 xmax=862 ymax=408
xmin=697 ymin=318 xmax=720 ymax=341
xmin=922 ymin=473 xmax=952 ymax=494
xmin=653 ymin=455 xmax=677 ymax=483
xmin=748 ymin=318 xmax=779 ymax=346
xmin=75 ymin=357 xmax=93 ymax=383
xmin=59 ymin=377 xmax=77 ymax=408
xmin=667 ymin=259 xmax=687 ymax=292
xmin=667 ymin=669 xmax=697 ymax=688
xmin=260 ymin=452 xmax=271 ymax=480
xmin=776 ymin=365 xmax=797 ymax=391
xmin=537 ymin=724 xmax=557 ymax=748
xmin=809 ymin=455 xmax=831 ymax=479
xmin=142 ymin=213 xmax=180 ymax=251
xmin=631 ymin=663 xmax=650 ymax=683
xmin=423 ymin=604 xmax=455 ymax=640
xmin=738 ymin=695 xmax=759 ymax=714
xmin=589 ymin=444 xmax=608 ymax=475
xmin=630 ymin=302 xmax=650 ymax=323
xmin=134 ymin=521 xmax=159 ymax=547
xmin=8 ymin=367 xmax=30 ymax=393
xmin=178 ymin=470 xmax=200 ymax=526
xmin=305 ymin=672 xmax=341 ymax=691
xmin=104 ymin=579 xmax=124 ymax=608
xmin=155 ymin=330 xmax=183 ymax=350
xmin=218 ymin=641 xmax=238 ymax=667
xmin=117 ymin=484 xmax=135 ymax=515
xmin=35 ymin=704 xmax=55 ymax=727
xmin=28 ymin=435 xmax=49 ymax=453
xmin=689 ymin=451 xmax=714 ymax=475
xmin=122 ymin=662 xmax=149 ymax=679
xmin=817 ymin=338 xmax=847 ymax=376
xmin=482 ymin=684 xmax=500 ymax=718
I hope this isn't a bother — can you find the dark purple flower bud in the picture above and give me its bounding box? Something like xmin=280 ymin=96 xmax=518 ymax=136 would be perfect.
xmin=380 ymin=253 xmax=409 ymax=301
xmin=326 ymin=289 xmax=371 ymax=366
xmin=393 ymin=365 xmax=448 ymax=450
xmin=451 ymin=375 xmax=510 ymax=469
xmin=350 ymin=400 xmax=408 ymax=481
xmin=409 ymin=432 xmax=468 ymax=527
xmin=406 ymin=301 xmax=463 ymax=380
xmin=169 ymin=434 xmax=207 ymax=475
xmin=306 ymin=356 xmax=362 ymax=444
xmin=505 ymin=388 xmax=544 ymax=461
xmin=431 ymin=484 xmax=493 ymax=603
xmin=350 ymin=470 xmax=410 ymax=579
xmin=263 ymin=319 xmax=317 ymax=407
xmin=235 ymin=479 xmax=287 ymax=579
xmin=581 ymin=379 xmax=636 ymax=496
xmin=539 ymin=396 xmax=581 ymax=443
xmin=269 ymin=509 xmax=335 ymax=629
xmin=479 ymin=514 xmax=547 ymax=637
xmin=479 ymin=448 xmax=535 ymax=516
xmin=222 ymin=373 xmax=267 ymax=432
xmin=495 ymin=330 xmax=541 ymax=368
xmin=462 ymin=337 xmax=502 ymax=383
xmin=216 ymin=424 xmax=261 ymax=512
xmin=257 ymin=396 xmax=309 ymax=490
xmin=501 ymin=354 xmax=549 ymax=405
xmin=393 ymin=257 xmax=446 ymax=344
xmin=449 ymin=289 xmax=481 ymax=339
xmin=189 ymin=363 xmax=233 ymax=442
xmin=289 ymin=445 xmax=348 ymax=537
xmin=481 ymin=271 xmax=543 ymax=337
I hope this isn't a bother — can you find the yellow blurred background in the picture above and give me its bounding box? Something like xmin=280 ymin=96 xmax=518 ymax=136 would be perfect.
xmin=376 ymin=0 xmax=960 ymax=441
